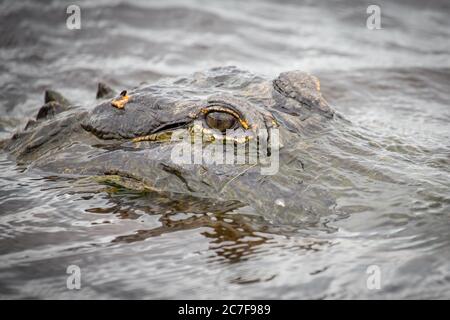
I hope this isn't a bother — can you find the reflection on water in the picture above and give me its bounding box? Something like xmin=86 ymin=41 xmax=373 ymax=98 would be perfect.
xmin=113 ymin=210 xmax=272 ymax=263
xmin=82 ymin=187 xmax=326 ymax=265
xmin=1 ymin=0 xmax=450 ymax=299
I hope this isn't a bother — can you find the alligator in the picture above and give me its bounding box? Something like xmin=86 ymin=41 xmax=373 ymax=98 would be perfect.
xmin=2 ymin=66 xmax=378 ymax=224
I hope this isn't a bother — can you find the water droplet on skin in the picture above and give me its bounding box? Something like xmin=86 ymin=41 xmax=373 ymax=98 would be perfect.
xmin=275 ymin=198 xmax=285 ymax=207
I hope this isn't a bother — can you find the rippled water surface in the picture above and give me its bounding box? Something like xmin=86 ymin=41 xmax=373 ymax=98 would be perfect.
xmin=1 ymin=0 xmax=450 ymax=299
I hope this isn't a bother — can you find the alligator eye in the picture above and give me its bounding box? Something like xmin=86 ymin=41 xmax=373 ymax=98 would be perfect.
xmin=205 ymin=111 xmax=237 ymax=132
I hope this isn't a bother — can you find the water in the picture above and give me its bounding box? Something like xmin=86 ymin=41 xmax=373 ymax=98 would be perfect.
xmin=1 ymin=0 xmax=449 ymax=299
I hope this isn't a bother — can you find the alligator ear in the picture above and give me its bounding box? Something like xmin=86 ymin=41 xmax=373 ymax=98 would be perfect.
xmin=273 ymin=71 xmax=333 ymax=118
xmin=96 ymin=82 xmax=116 ymax=99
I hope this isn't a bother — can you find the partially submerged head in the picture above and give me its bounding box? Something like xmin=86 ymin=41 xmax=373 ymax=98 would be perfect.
xmin=5 ymin=67 xmax=339 ymax=223
xmin=82 ymin=67 xmax=333 ymax=140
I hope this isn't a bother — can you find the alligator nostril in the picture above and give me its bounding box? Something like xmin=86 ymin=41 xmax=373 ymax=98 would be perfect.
xmin=111 ymin=90 xmax=129 ymax=109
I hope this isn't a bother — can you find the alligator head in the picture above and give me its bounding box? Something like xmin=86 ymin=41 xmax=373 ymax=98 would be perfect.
xmin=4 ymin=67 xmax=350 ymax=224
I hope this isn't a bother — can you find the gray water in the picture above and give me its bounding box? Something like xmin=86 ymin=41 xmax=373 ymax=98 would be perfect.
xmin=1 ymin=0 xmax=450 ymax=299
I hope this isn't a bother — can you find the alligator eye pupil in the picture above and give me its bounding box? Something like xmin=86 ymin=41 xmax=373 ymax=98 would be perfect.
xmin=205 ymin=112 xmax=237 ymax=132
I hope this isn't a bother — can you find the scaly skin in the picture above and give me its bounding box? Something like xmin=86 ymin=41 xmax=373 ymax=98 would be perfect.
xmin=3 ymin=66 xmax=351 ymax=224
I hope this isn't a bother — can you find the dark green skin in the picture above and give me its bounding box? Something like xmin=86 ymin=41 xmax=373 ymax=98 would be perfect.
xmin=4 ymin=67 xmax=366 ymax=224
